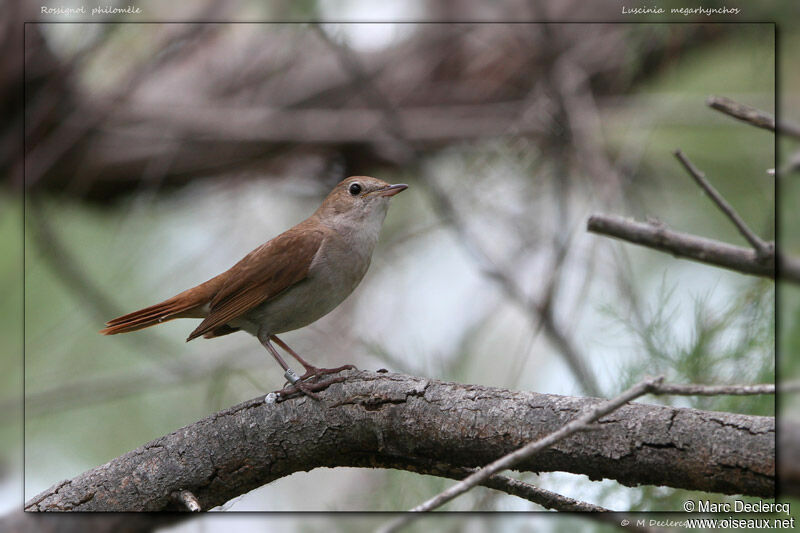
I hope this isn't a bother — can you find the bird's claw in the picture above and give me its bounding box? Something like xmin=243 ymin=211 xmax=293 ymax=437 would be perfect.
xmin=274 ymin=370 xmax=352 ymax=401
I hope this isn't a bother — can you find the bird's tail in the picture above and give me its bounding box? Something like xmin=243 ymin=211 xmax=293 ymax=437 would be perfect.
xmin=100 ymin=279 xmax=220 ymax=335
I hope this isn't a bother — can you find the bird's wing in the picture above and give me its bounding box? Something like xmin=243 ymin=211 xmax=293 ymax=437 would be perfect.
xmin=186 ymin=224 xmax=326 ymax=341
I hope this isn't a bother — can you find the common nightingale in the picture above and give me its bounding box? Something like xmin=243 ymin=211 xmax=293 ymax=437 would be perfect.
xmin=101 ymin=176 xmax=408 ymax=398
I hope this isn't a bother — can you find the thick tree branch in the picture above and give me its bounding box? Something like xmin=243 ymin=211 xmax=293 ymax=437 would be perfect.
xmin=387 ymin=376 xmax=662 ymax=527
xmin=390 ymin=376 xmax=779 ymax=528
xmin=25 ymin=371 xmax=775 ymax=512
xmin=587 ymin=214 xmax=779 ymax=280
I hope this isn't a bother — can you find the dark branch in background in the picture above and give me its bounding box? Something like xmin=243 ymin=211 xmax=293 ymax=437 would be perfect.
xmin=12 ymin=23 xmax=731 ymax=200
xmin=586 ymin=215 xmax=777 ymax=280
xmin=707 ymin=95 xmax=800 ymax=140
xmin=25 ymin=371 xmax=776 ymax=512
xmin=25 ymin=3 xmax=230 ymax=188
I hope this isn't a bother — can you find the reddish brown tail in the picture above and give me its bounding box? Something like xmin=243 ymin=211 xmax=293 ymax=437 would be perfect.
xmin=100 ymin=279 xmax=220 ymax=335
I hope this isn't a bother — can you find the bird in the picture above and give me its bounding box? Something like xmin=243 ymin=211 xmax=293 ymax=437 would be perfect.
xmin=101 ymin=176 xmax=408 ymax=399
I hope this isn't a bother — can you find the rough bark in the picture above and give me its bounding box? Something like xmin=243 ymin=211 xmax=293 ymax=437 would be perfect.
xmin=25 ymin=371 xmax=775 ymax=512
xmin=587 ymin=214 xmax=778 ymax=280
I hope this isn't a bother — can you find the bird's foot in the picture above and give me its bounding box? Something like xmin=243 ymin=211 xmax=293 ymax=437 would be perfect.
xmin=297 ymin=363 xmax=358 ymax=382
xmin=275 ymin=374 xmax=349 ymax=401
xmin=274 ymin=365 xmax=355 ymax=401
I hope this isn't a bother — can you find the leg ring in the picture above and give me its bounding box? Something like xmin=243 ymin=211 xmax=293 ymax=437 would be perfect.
xmin=284 ymin=368 xmax=301 ymax=385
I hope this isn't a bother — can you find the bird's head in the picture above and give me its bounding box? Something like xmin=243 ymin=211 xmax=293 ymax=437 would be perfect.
xmin=316 ymin=176 xmax=408 ymax=225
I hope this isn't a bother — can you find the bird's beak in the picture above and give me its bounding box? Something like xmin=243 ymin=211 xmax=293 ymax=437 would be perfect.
xmin=378 ymin=184 xmax=408 ymax=197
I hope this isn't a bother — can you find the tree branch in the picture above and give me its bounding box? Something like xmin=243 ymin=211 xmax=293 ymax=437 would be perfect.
xmin=388 ymin=377 xmax=779 ymax=528
xmin=379 ymin=457 xmax=614 ymax=513
xmin=385 ymin=376 xmax=663 ymax=528
xmin=25 ymin=371 xmax=776 ymax=512
xmin=651 ymin=382 xmax=775 ymax=396
xmin=673 ymin=150 xmax=772 ymax=259
xmin=706 ymin=95 xmax=800 ymax=140
xmin=586 ymin=214 xmax=779 ymax=280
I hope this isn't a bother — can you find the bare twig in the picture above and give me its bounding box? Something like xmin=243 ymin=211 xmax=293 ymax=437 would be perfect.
xmin=116 ymin=101 xmax=547 ymax=145
xmin=402 ymin=460 xmax=608 ymax=512
xmin=707 ymin=96 xmax=775 ymax=132
xmin=587 ymin=214 xmax=779 ymax=280
xmin=707 ymin=95 xmax=800 ymax=140
xmin=652 ymin=382 xmax=774 ymax=396
xmin=674 ymin=150 xmax=772 ymax=259
xmin=387 ymin=464 xmax=661 ymax=533
xmin=425 ymin=178 xmax=601 ymax=397
xmin=382 ymin=376 xmax=664 ymax=531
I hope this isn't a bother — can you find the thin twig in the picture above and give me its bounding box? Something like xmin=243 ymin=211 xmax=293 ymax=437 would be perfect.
xmin=707 ymin=96 xmax=775 ymax=132
xmin=380 ymin=376 xmax=664 ymax=532
xmin=386 ymin=464 xmax=660 ymax=533
xmin=407 ymin=462 xmax=608 ymax=512
xmin=26 ymin=4 xmax=228 ymax=187
xmin=673 ymin=150 xmax=772 ymax=259
xmin=652 ymin=382 xmax=774 ymax=396
xmin=425 ymin=178 xmax=601 ymax=397
xmin=587 ymin=214 xmax=779 ymax=280
xmin=707 ymin=95 xmax=800 ymax=140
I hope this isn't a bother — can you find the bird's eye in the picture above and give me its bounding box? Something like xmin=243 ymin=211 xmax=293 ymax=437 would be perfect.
xmin=348 ymin=183 xmax=362 ymax=196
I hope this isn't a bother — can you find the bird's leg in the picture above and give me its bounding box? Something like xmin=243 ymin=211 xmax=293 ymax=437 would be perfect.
xmin=270 ymin=334 xmax=357 ymax=381
xmin=257 ymin=329 xmax=321 ymax=400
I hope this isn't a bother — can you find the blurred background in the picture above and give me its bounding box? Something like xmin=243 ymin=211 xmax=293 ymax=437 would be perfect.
xmin=3 ymin=0 xmax=795 ymax=530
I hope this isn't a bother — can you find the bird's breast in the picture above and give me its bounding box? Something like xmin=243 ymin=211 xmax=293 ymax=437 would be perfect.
xmin=239 ymin=232 xmax=374 ymax=335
